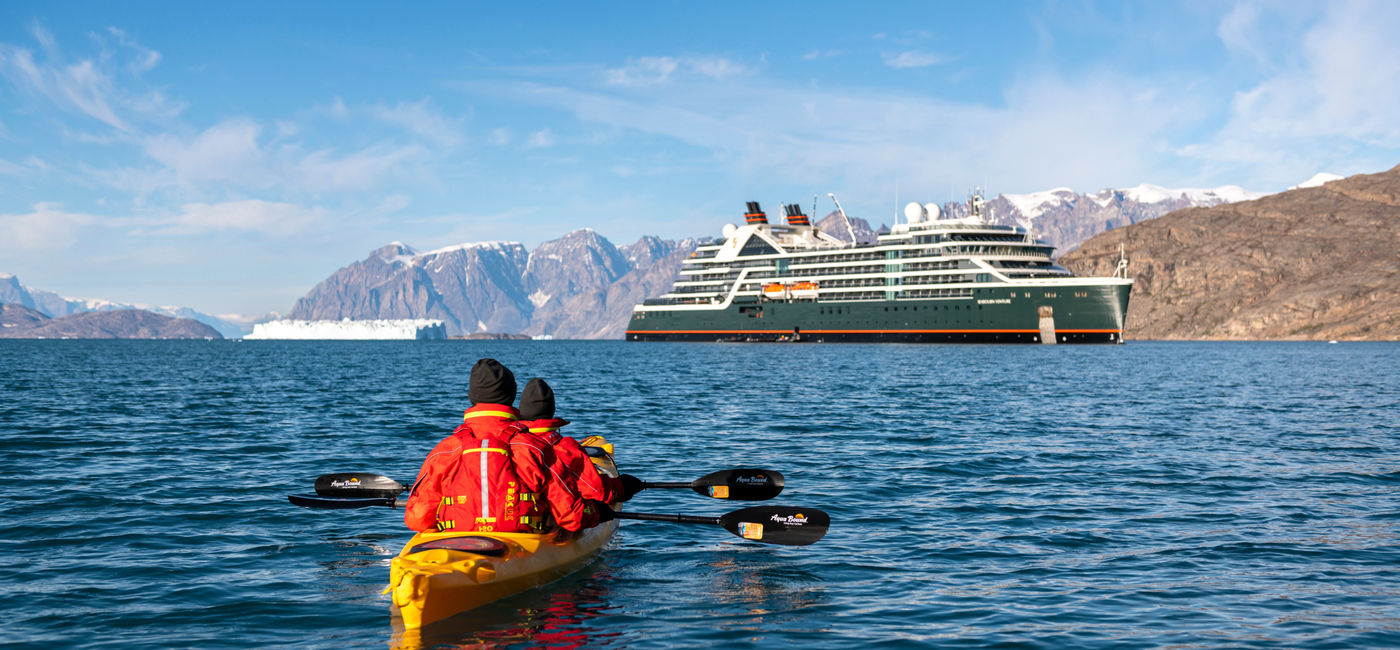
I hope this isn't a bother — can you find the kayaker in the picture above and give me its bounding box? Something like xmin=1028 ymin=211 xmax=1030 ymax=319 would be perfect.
xmin=518 ymin=377 xmax=645 ymax=504
xmin=403 ymin=358 xmax=613 ymax=535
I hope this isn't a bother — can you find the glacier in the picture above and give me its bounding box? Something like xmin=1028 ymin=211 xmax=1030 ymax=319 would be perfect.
xmin=245 ymin=318 xmax=447 ymax=340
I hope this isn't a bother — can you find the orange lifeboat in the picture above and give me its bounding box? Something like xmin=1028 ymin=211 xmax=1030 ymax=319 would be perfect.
xmin=763 ymin=283 xmax=788 ymax=299
xmin=790 ymin=281 xmax=819 ymax=299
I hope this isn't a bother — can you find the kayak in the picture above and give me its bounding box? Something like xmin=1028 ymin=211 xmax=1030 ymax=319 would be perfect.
xmin=385 ymin=435 xmax=619 ymax=629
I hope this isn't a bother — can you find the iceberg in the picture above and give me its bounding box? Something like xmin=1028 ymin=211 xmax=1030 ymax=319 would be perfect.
xmin=245 ymin=318 xmax=448 ymax=340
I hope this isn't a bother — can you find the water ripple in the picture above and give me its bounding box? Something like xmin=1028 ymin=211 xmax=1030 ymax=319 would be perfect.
xmin=1 ymin=340 xmax=1398 ymax=648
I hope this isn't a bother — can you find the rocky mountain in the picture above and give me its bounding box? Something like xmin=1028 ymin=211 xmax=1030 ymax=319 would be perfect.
xmin=1060 ymin=165 xmax=1400 ymax=341
xmin=0 ymin=273 xmax=247 ymax=338
xmin=0 ymin=305 xmax=223 ymax=339
xmin=807 ymin=184 xmax=1263 ymax=253
xmin=966 ymin=185 xmax=1264 ymax=254
xmin=288 ymin=231 xmax=696 ymax=338
xmin=815 ymin=212 xmax=885 ymax=244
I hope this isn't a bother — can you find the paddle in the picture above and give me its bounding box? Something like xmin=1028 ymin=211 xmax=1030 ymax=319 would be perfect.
xmin=643 ymin=468 xmax=784 ymax=501
xmin=311 ymin=468 xmax=784 ymax=501
xmin=287 ymin=495 xmax=829 ymax=546
xmin=288 ymin=493 xmax=407 ymax=509
xmin=613 ymin=505 xmax=829 ymax=546
xmin=313 ymin=473 xmax=408 ymax=498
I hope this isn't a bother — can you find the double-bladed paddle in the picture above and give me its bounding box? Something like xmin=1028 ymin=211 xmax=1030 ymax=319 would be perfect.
xmin=612 ymin=506 xmax=828 ymax=546
xmin=286 ymin=494 xmax=828 ymax=546
xmin=642 ymin=468 xmax=784 ymax=501
xmin=310 ymin=468 xmax=784 ymax=501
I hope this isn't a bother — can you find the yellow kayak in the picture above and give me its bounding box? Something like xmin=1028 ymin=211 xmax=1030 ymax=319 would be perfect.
xmin=385 ymin=436 xmax=619 ymax=629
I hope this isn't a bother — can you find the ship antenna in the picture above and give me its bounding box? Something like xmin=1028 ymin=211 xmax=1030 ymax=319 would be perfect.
xmin=827 ymin=192 xmax=857 ymax=247
xmin=1113 ymin=243 xmax=1130 ymax=279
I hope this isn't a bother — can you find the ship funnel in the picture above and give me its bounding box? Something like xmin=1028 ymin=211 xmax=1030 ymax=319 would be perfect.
xmin=785 ymin=203 xmax=811 ymax=227
xmin=745 ymin=201 xmax=768 ymax=225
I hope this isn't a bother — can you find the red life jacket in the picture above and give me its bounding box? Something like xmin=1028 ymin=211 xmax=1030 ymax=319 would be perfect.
xmin=406 ymin=404 xmax=594 ymax=533
xmin=433 ymin=430 xmax=547 ymax=534
xmin=522 ymin=417 xmax=623 ymax=504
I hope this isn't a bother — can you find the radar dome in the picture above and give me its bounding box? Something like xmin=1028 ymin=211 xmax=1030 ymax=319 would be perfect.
xmin=903 ymin=202 xmax=927 ymax=223
xmin=924 ymin=203 xmax=942 ymax=220
xmin=721 ymin=223 xmax=738 ymax=238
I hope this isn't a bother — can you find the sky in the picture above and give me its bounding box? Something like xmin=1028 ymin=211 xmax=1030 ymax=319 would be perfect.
xmin=1 ymin=1 xmax=1397 ymax=319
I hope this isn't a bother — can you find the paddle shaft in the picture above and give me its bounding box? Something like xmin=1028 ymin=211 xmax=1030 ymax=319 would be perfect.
xmin=612 ymin=511 xmax=721 ymax=525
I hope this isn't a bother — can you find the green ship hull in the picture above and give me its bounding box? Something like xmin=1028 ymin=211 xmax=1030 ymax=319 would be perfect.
xmin=627 ymin=283 xmax=1131 ymax=344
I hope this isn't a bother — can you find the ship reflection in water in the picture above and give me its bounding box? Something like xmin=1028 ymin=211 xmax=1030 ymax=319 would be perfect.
xmin=388 ymin=562 xmax=622 ymax=650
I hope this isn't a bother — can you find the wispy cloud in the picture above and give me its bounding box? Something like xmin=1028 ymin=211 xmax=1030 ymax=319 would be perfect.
xmin=0 ymin=22 xmax=182 ymax=133
xmin=605 ymin=56 xmax=754 ymax=87
xmin=1182 ymin=0 xmax=1400 ymax=179
xmin=605 ymin=56 xmax=679 ymax=86
xmin=367 ymin=98 xmax=465 ymax=147
xmin=525 ymin=128 xmax=555 ymax=148
xmin=156 ymin=200 xmax=328 ymax=236
xmin=881 ymin=50 xmax=949 ymax=69
xmin=0 ymin=202 xmax=96 ymax=251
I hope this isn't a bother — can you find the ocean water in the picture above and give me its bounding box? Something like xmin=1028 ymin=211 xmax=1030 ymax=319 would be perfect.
xmin=1 ymin=340 xmax=1397 ymax=649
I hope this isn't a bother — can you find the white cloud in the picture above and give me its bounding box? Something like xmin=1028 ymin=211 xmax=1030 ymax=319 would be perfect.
xmin=106 ymin=27 xmax=162 ymax=74
xmin=368 ymin=98 xmax=464 ymax=147
xmin=158 ymin=200 xmax=327 ymax=236
xmin=606 ymin=56 xmax=679 ymax=86
xmin=0 ymin=202 xmax=95 ymax=251
xmin=688 ymin=56 xmax=754 ymax=80
xmin=488 ymin=127 xmax=511 ymax=145
xmin=144 ymin=118 xmax=268 ymax=188
xmin=605 ymin=56 xmax=753 ymax=86
xmin=105 ymin=118 xmax=434 ymax=197
xmin=1182 ymin=0 xmax=1400 ymax=182
xmin=0 ymin=23 xmax=180 ymax=133
xmin=882 ymin=51 xmax=948 ymax=69
xmin=525 ymin=128 xmax=555 ymax=148
xmin=1216 ymin=3 xmax=1267 ymax=66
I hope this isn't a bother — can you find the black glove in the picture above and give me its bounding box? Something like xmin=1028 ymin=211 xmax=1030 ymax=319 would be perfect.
xmin=618 ymin=474 xmax=645 ymax=502
xmin=589 ymin=499 xmax=615 ymax=523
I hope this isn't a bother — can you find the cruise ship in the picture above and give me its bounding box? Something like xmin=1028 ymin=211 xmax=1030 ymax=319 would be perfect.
xmin=625 ymin=193 xmax=1132 ymax=344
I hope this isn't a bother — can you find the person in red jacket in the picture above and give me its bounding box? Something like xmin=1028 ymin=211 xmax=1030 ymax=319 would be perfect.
xmin=518 ymin=377 xmax=644 ymax=504
xmin=404 ymin=359 xmax=612 ymax=534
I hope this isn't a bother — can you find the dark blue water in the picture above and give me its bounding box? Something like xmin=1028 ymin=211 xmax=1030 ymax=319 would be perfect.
xmin=2 ymin=340 xmax=1397 ymax=649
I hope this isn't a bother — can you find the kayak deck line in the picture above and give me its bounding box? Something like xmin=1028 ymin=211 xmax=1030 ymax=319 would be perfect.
xmin=387 ymin=436 xmax=619 ymax=629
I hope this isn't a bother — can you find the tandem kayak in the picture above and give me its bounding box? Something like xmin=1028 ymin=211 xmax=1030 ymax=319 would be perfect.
xmin=384 ymin=435 xmax=619 ymax=629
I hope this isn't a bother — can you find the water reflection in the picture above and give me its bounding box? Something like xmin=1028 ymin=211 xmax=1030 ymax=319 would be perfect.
xmin=387 ymin=561 xmax=620 ymax=650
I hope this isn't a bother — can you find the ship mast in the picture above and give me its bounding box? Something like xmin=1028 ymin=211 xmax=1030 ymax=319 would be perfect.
xmin=827 ymin=192 xmax=857 ymax=247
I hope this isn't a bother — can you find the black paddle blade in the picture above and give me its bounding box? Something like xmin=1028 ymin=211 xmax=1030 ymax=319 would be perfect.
xmin=718 ymin=506 xmax=829 ymax=546
xmin=313 ymin=473 xmax=406 ymax=498
xmin=692 ymin=468 xmax=785 ymax=501
xmin=288 ymin=493 xmax=400 ymax=509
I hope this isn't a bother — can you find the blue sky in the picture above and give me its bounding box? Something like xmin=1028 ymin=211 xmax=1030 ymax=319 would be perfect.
xmin=2 ymin=1 xmax=1397 ymax=319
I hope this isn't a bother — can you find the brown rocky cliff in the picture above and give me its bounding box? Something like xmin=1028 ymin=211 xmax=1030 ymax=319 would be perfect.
xmin=1061 ymin=165 xmax=1400 ymax=340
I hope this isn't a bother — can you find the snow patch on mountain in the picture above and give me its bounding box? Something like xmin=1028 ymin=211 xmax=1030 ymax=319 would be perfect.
xmin=1291 ymin=173 xmax=1343 ymax=189
xmin=529 ymin=289 xmax=551 ymax=308
xmin=1002 ymin=188 xmax=1075 ymax=220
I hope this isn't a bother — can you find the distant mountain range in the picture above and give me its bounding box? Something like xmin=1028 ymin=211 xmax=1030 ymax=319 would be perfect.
xmin=6 ymin=174 xmax=1363 ymax=340
xmin=286 ymin=230 xmax=695 ymax=339
xmin=0 ymin=304 xmax=222 ymax=339
xmin=1061 ymin=166 xmax=1397 ymax=340
xmin=0 ymin=274 xmax=248 ymax=338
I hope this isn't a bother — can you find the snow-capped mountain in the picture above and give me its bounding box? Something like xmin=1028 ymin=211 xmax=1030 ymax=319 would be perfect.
xmin=287 ymin=230 xmax=696 ymax=339
xmin=1290 ymin=173 xmax=1343 ymax=190
xmin=0 ymin=273 xmax=247 ymax=338
xmin=953 ymin=183 xmax=1268 ymax=253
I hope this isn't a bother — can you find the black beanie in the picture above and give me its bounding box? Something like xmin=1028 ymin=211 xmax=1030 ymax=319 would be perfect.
xmin=467 ymin=358 xmax=517 ymax=405
xmin=518 ymin=377 xmax=556 ymax=420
